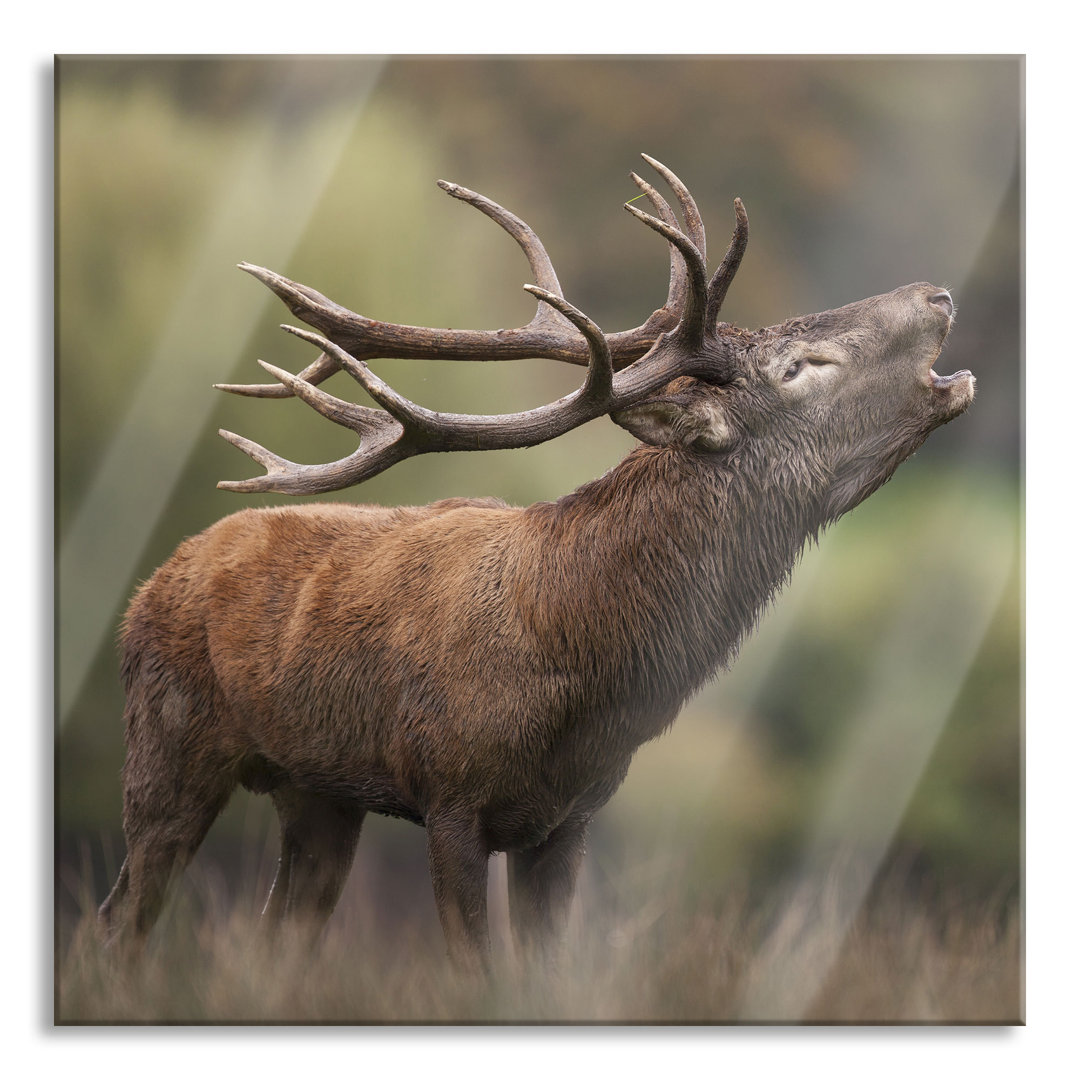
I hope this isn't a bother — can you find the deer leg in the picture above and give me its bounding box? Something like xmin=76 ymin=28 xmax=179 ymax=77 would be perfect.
xmin=98 ymin=751 xmax=235 ymax=950
xmin=425 ymin=808 xmax=490 ymax=970
xmin=263 ymin=785 xmax=364 ymax=934
xmin=98 ymin=675 xmax=241 ymax=952
xmin=507 ymin=814 xmax=589 ymax=965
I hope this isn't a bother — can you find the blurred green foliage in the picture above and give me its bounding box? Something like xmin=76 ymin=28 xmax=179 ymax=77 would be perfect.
xmin=56 ymin=57 xmax=1021 ymax=922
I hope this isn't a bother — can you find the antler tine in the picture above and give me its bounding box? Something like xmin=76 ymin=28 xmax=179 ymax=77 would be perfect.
xmin=523 ymin=285 xmax=612 ymax=401
xmin=280 ymin=324 xmax=443 ymax=439
xmin=253 ymin=357 xmax=389 ymax=436
xmin=705 ymin=197 xmax=749 ymax=330
xmin=640 ymin=154 xmax=706 ymax=259
xmin=623 ymin=201 xmax=708 ymax=348
xmin=218 ymin=422 xmax=411 ymax=495
xmin=215 ymin=353 xmax=337 ymax=398
xmin=630 ymin=171 xmax=691 ymax=334
xmin=214 ymin=264 xmax=358 ymax=399
xmin=436 ymin=180 xmax=571 ymax=329
xmin=218 ymin=428 xmax=292 ymax=476
xmin=216 ymin=425 xmax=394 ymax=496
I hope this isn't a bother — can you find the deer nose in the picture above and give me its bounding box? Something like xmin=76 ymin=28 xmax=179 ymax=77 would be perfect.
xmin=928 ymin=290 xmax=953 ymax=318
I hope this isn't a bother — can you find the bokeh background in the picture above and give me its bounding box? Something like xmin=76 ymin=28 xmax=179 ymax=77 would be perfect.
xmin=55 ymin=55 xmax=1021 ymax=1022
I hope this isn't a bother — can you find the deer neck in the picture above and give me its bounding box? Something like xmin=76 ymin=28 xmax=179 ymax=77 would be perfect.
xmin=520 ymin=443 xmax=822 ymax=739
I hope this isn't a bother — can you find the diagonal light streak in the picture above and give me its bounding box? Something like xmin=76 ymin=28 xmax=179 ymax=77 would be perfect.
xmin=735 ymin=482 xmax=1017 ymax=1021
xmin=58 ymin=60 xmax=385 ymax=726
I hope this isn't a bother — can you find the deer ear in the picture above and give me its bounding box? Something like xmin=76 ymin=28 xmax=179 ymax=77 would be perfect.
xmin=611 ymin=396 xmax=736 ymax=451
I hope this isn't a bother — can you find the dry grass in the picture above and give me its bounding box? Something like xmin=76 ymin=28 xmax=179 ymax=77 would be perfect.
xmin=55 ymin=860 xmax=1021 ymax=1025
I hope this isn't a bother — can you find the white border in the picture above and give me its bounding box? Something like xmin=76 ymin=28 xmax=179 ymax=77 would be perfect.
xmin=13 ymin=3 xmax=1073 ymax=1074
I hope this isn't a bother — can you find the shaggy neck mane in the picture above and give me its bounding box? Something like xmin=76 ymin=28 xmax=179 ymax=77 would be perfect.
xmin=517 ymin=441 xmax=823 ymax=744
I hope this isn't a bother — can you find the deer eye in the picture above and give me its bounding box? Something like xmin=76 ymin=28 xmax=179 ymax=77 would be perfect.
xmin=783 ymin=356 xmax=835 ymax=383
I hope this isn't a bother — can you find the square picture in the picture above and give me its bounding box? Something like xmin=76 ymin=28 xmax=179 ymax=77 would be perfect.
xmin=55 ymin=55 xmax=1022 ymax=1024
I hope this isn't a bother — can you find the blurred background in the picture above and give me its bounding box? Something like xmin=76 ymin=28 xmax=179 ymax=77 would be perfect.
xmin=55 ymin=56 xmax=1021 ymax=1021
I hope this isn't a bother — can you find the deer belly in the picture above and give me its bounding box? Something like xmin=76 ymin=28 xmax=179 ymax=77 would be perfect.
xmin=236 ymin=746 xmax=426 ymax=825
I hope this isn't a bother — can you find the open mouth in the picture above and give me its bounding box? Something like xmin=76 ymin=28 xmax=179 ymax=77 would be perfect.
xmin=923 ymin=331 xmax=974 ymax=415
xmin=926 ymin=334 xmax=972 ymax=392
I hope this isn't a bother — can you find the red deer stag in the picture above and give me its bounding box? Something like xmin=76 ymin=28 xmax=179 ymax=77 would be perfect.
xmin=98 ymin=156 xmax=974 ymax=967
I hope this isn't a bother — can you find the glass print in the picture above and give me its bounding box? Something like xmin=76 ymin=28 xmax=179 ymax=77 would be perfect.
xmin=55 ymin=55 xmax=1022 ymax=1024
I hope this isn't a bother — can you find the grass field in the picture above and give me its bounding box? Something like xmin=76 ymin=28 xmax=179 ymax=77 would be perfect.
xmin=55 ymin=852 xmax=1020 ymax=1025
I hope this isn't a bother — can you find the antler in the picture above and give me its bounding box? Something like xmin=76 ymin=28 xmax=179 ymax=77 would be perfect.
xmin=216 ymin=154 xmax=716 ymax=398
xmin=217 ymin=157 xmax=749 ymax=495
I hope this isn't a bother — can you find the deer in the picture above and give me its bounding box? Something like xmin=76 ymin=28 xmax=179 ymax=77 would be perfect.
xmin=97 ymin=155 xmax=974 ymax=969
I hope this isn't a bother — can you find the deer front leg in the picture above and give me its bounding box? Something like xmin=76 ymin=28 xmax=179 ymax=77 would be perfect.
xmin=507 ymin=813 xmax=588 ymax=965
xmin=263 ymin=786 xmax=365 ymax=938
xmin=425 ymin=807 xmax=490 ymax=971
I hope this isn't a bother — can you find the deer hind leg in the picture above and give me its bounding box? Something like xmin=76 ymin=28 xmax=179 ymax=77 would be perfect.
xmin=507 ymin=814 xmax=589 ymax=965
xmin=98 ymin=688 xmax=236 ymax=950
xmin=262 ymin=785 xmax=364 ymax=935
